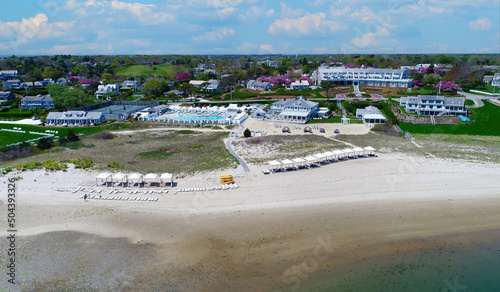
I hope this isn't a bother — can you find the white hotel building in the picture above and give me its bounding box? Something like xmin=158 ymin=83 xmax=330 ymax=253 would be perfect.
xmin=399 ymin=95 xmax=467 ymax=116
xmin=313 ymin=67 xmax=413 ymax=88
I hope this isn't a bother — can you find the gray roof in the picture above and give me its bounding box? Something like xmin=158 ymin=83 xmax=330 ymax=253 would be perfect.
xmin=47 ymin=111 xmax=103 ymax=120
xmin=273 ymin=97 xmax=318 ymax=109
xmin=22 ymin=94 xmax=52 ymax=102
xmin=0 ymin=91 xmax=13 ymax=97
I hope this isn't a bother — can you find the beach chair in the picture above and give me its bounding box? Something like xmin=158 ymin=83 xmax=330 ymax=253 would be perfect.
xmin=97 ymin=190 xmax=102 ymax=193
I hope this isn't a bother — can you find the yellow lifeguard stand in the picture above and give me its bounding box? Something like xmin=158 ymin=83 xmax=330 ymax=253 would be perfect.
xmin=220 ymin=175 xmax=234 ymax=185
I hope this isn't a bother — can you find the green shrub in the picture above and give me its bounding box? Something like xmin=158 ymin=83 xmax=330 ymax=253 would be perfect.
xmin=108 ymin=161 xmax=123 ymax=169
xmin=243 ymin=128 xmax=251 ymax=138
xmin=72 ymin=158 xmax=94 ymax=169
xmin=43 ymin=160 xmax=67 ymax=171
xmin=37 ymin=137 xmax=53 ymax=150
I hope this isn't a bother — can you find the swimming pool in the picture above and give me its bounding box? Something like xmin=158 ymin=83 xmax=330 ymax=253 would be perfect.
xmin=176 ymin=114 xmax=224 ymax=121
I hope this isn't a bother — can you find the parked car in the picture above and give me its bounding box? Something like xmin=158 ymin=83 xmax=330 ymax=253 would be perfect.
xmin=32 ymin=116 xmax=40 ymax=120
xmin=334 ymin=129 xmax=340 ymax=134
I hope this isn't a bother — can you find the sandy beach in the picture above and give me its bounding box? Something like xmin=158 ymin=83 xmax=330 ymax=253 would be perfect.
xmin=1 ymin=151 xmax=500 ymax=291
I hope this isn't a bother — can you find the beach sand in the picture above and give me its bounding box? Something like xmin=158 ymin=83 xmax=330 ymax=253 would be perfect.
xmin=1 ymin=153 xmax=500 ymax=291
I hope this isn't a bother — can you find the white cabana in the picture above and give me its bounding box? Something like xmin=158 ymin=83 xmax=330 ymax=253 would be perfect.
xmin=353 ymin=147 xmax=365 ymax=157
xmin=292 ymin=157 xmax=306 ymax=168
xmin=96 ymin=173 xmax=112 ymax=186
xmin=333 ymin=150 xmax=345 ymax=160
xmin=112 ymin=173 xmax=128 ymax=187
xmin=128 ymin=173 xmax=143 ymax=187
xmin=343 ymin=148 xmax=355 ymax=158
xmin=323 ymin=151 xmax=335 ymax=161
xmin=313 ymin=153 xmax=326 ymax=162
xmin=364 ymin=146 xmax=376 ymax=156
xmin=160 ymin=173 xmax=174 ymax=187
xmin=281 ymin=159 xmax=295 ymax=170
xmin=268 ymin=160 xmax=282 ymax=171
xmin=144 ymin=173 xmax=159 ymax=186
xmin=304 ymin=156 xmax=317 ymax=166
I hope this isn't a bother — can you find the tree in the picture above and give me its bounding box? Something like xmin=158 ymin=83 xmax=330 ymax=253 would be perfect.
xmin=37 ymin=137 xmax=53 ymax=150
xmin=67 ymin=130 xmax=79 ymax=142
xmin=443 ymin=66 xmax=475 ymax=85
xmin=320 ymin=81 xmax=335 ymax=103
xmin=143 ymin=79 xmax=169 ymax=98
xmin=101 ymin=73 xmax=113 ymax=81
xmin=243 ymin=128 xmax=252 ymax=138
xmin=48 ymin=84 xmax=94 ymax=109
xmin=302 ymin=64 xmax=310 ymax=74
xmin=176 ymin=72 xmax=190 ymax=82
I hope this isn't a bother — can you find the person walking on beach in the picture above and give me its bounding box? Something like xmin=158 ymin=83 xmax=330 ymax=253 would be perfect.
xmin=84 ymin=194 xmax=87 ymax=202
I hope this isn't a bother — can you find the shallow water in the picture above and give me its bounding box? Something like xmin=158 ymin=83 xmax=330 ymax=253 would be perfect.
xmin=290 ymin=240 xmax=500 ymax=292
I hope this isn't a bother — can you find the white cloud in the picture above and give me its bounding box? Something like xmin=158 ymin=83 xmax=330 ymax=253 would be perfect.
xmin=305 ymin=0 xmax=326 ymax=7
xmin=280 ymin=2 xmax=306 ymax=18
xmin=350 ymin=7 xmax=377 ymax=22
xmin=192 ymin=27 xmax=235 ymax=42
xmin=66 ymin=0 xmax=174 ymax=25
xmin=330 ymin=5 xmax=351 ymax=17
xmin=259 ymin=44 xmax=274 ymax=53
xmin=470 ymin=17 xmax=492 ymax=31
xmin=350 ymin=32 xmax=378 ymax=48
xmin=268 ymin=12 xmax=344 ymax=35
xmin=266 ymin=9 xmax=275 ymax=17
xmin=236 ymin=42 xmax=258 ymax=53
xmin=0 ymin=14 xmax=74 ymax=44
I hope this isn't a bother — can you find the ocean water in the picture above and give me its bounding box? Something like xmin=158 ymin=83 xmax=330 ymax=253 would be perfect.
xmin=296 ymin=240 xmax=500 ymax=292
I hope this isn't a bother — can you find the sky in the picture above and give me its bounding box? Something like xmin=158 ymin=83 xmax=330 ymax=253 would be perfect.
xmin=0 ymin=0 xmax=498 ymax=55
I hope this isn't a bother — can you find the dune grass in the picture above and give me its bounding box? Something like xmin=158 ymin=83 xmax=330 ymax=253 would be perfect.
xmin=1 ymin=130 xmax=237 ymax=174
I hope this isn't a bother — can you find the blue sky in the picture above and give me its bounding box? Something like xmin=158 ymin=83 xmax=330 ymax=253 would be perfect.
xmin=0 ymin=0 xmax=498 ymax=55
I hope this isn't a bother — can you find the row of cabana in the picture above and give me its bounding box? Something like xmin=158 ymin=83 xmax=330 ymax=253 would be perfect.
xmin=268 ymin=146 xmax=376 ymax=171
xmin=95 ymin=172 xmax=174 ymax=187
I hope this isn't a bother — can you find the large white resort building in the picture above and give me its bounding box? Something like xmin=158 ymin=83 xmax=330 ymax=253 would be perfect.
xmin=312 ymin=67 xmax=412 ymax=88
xmin=267 ymin=97 xmax=319 ymax=123
xmin=400 ymin=95 xmax=467 ymax=116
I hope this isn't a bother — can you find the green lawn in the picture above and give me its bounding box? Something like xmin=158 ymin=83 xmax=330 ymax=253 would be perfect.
xmin=116 ymin=65 xmax=186 ymax=79
xmin=399 ymin=100 xmax=500 ymax=136
xmin=0 ymin=131 xmax=44 ymax=147
xmin=0 ymin=123 xmax=120 ymax=148
xmin=465 ymin=100 xmax=475 ymax=106
xmin=308 ymin=115 xmax=363 ymax=124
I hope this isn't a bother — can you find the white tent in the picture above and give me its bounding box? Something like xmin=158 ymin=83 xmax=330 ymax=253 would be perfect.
xmin=144 ymin=173 xmax=159 ymax=186
xmin=323 ymin=151 xmax=335 ymax=160
xmin=112 ymin=173 xmax=128 ymax=187
xmin=313 ymin=153 xmax=326 ymax=162
xmin=96 ymin=173 xmax=112 ymax=186
xmin=268 ymin=160 xmax=281 ymax=171
xmin=364 ymin=146 xmax=376 ymax=156
xmin=304 ymin=156 xmax=317 ymax=166
xmin=129 ymin=173 xmax=143 ymax=186
xmin=281 ymin=159 xmax=294 ymax=169
xmin=333 ymin=150 xmax=344 ymax=160
xmin=292 ymin=157 xmax=306 ymax=168
xmin=160 ymin=173 xmax=173 ymax=186
xmin=353 ymin=147 xmax=365 ymax=156
xmin=343 ymin=149 xmax=355 ymax=158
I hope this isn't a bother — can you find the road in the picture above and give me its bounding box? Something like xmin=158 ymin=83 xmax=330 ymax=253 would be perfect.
xmin=225 ymin=123 xmax=250 ymax=173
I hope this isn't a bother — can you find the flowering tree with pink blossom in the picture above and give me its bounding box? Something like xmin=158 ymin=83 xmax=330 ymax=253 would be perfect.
xmin=176 ymin=72 xmax=190 ymax=82
xmin=80 ymin=79 xmax=98 ymax=85
xmin=419 ymin=66 xmax=444 ymax=75
xmin=412 ymin=80 xmax=423 ymax=87
xmin=257 ymin=75 xmax=314 ymax=85
xmin=68 ymin=76 xmax=80 ymax=82
xmin=434 ymin=81 xmax=462 ymax=92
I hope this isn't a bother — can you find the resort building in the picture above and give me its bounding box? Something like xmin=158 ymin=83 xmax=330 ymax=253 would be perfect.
xmin=46 ymin=111 xmax=106 ymax=125
xmin=247 ymin=80 xmax=274 ymax=91
xmin=21 ymin=94 xmax=54 ymax=110
xmin=400 ymin=95 xmax=467 ymax=116
xmin=491 ymin=73 xmax=500 ymax=87
xmin=95 ymin=84 xmax=120 ymax=99
xmin=312 ymin=67 xmax=412 ymax=88
xmin=290 ymin=80 xmax=310 ymax=90
xmin=0 ymin=91 xmax=15 ymax=103
xmin=203 ymin=79 xmax=228 ymax=92
xmin=356 ymin=106 xmax=387 ymax=124
xmin=267 ymin=96 xmax=319 ymax=123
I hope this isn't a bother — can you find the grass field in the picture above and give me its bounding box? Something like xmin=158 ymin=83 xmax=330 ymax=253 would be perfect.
xmin=115 ymin=65 xmax=186 ymax=79
xmin=0 ymin=131 xmax=44 ymax=146
xmin=308 ymin=115 xmax=363 ymax=124
xmin=0 ymin=130 xmax=238 ymax=174
xmin=399 ymin=100 xmax=500 ymax=136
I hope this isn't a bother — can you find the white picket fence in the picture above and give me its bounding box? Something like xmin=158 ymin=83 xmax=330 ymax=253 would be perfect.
xmin=2 ymin=128 xmax=56 ymax=147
